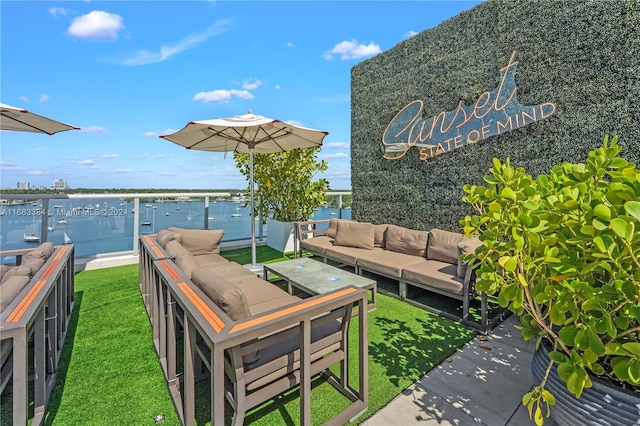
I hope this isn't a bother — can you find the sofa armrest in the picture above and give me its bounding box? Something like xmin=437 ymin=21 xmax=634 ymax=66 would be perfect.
xmin=294 ymin=219 xmax=331 ymax=258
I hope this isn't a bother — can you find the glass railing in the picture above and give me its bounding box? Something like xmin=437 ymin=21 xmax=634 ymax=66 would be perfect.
xmin=0 ymin=191 xmax=352 ymax=258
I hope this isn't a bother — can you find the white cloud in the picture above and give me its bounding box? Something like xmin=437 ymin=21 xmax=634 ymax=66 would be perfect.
xmin=404 ymin=30 xmax=419 ymax=39
xmin=27 ymin=170 xmax=46 ymax=176
xmin=114 ymin=168 xmax=134 ymax=173
xmin=48 ymin=7 xmax=71 ymax=18
xmin=80 ymin=126 xmax=109 ymax=134
xmin=39 ymin=94 xmax=49 ymax=102
xmin=101 ymin=154 xmax=119 ymax=159
xmin=323 ymin=40 xmax=381 ymax=60
xmin=275 ymin=84 xmax=281 ymax=90
xmin=68 ymin=11 xmax=124 ymax=42
xmin=286 ymin=41 xmax=294 ymax=48
xmin=242 ymin=79 xmax=262 ymax=90
xmin=134 ymin=154 xmax=167 ymax=159
xmin=75 ymin=159 xmax=95 ymax=165
xmin=144 ymin=131 xmax=158 ymax=137
xmin=194 ymin=89 xmax=254 ymax=104
xmin=19 ymin=96 xmax=28 ymax=102
xmin=120 ymin=19 xmax=233 ymax=66
xmin=323 ymin=153 xmax=349 ymax=160
xmin=325 ymin=142 xmax=350 ymax=149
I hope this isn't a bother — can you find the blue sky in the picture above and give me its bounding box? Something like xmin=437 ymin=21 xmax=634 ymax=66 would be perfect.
xmin=1 ymin=1 xmax=481 ymax=190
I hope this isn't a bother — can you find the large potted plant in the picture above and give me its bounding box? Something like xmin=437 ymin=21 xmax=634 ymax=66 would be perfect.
xmin=234 ymin=147 xmax=329 ymax=253
xmin=461 ymin=136 xmax=640 ymax=425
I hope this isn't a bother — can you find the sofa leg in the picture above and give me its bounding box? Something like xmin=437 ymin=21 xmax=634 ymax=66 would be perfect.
xmin=399 ymin=282 xmax=407 ymax=299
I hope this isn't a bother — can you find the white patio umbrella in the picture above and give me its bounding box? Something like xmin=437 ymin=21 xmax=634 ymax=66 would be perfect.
xmin=160 ymin=111 xmax=328 ymax=271
xmin=0 ymin=103 xmax=79 ymax=134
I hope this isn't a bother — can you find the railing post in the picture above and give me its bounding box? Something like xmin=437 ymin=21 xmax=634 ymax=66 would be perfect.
xmin=40 ymin=199 xmax=49 ymax=242
xmin=204 ymin=196 xmax=209 ymax=230
xmin=133 ymin=197 xmax=140 ymax=255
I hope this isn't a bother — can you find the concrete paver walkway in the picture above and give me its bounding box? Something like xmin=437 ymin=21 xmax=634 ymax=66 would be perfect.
xmin=362 ymin=315 xmax=557 ymax=426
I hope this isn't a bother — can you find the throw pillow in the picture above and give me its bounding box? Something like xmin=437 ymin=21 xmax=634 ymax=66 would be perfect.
xmin=427 ymin=229 xmax=464 ymax=264
xmin=385 ymin=225 xmax=429 ymax=257
xmin=168 ymin=227 xmax=224 ymax=255
xmin=25 ymin=242 xmax=55 ymax=260
xmin=334 ymin=221 xmax=375 ymax=249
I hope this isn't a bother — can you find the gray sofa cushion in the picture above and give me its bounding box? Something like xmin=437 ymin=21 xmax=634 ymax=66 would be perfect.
xmin=193 ymin=253 xmax=229 ymax=267
xmin=190 ymin=267 xmax=257 ymax=364
xmin=25 ymin=242 xmax=55 ymax=260
xmin=300 ymin=235 xmax=335 ymax=256
xmin=20 ymin=258 xmax=46 ymax=276
xmin=191 ymin=267 xmax=250 ymax=321
xmin=334 ymin=221 xmax=374 ymax=249
xmin=427 ymin=229 xmax=464 ymax=264
xmin=457 ymin=236 xmax=482 ymax=277
xmin=0 ymin=275 xmax=31 ymax=312
xmin=174 ymin=251 xmax=200 ymax=278
xmin=165 ymin=240 xmax=188 ymax=258
xmin=385 ymin=225 xmax=429 ymax=257
xmin=1 ymin=266 xmax=32 ymax=284
xmin=402 ymin=260 xmax=465 ymax=296
xmin=0 ymin=265 xmax=9 ymax=282
xmin=357 ymin=249 xmax=426 ymax=278
xmin=324 ymin=218 xmax=355 ymax=239
xmin=374 ymin=224 xmax=388 ymax=248
xmin=168 ymin=227 xmax=224 ymax=255
xmin=156 ymin=230 xmax=182 ymax=248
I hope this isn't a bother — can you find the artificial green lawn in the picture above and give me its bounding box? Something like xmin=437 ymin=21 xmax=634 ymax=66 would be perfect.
xmin=2 ymin=246 xmax=477 ymax=425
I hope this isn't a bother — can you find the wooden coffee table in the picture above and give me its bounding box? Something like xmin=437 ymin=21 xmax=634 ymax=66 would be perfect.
xmin=263 ymin=258 xmax=377 ymax=309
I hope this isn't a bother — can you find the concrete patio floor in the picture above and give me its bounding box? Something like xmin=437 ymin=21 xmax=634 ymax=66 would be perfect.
xmin=362 ymin=314 xmax=558 ymax=426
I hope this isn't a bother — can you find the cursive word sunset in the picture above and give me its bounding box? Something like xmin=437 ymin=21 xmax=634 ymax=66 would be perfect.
xmin=381 ymin=52 xmax=556 ymax=161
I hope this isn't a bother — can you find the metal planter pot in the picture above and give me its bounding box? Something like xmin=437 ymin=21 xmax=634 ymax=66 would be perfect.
xmin=531 ymin=343 xmax=640 ymax=425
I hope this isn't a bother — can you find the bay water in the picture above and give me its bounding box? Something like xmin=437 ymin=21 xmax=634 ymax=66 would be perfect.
xmin=0 ymin=199 xmax=350 ymax=258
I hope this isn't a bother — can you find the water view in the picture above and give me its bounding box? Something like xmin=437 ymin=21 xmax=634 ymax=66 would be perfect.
xmin=0 ymin=198 xmax=350 ymax=258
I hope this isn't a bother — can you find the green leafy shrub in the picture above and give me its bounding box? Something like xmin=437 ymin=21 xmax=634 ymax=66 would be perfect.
xmin=234 ymin=148 xmax=329 ymax=222
xmin=461 ymin=136 xmax=640 ymax=425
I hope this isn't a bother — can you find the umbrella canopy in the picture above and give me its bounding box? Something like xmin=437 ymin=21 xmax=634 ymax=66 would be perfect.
xmin=0 ymin=102 xmax=79 ymax=135
xmin=160 ymin=112 xmax=327 ymax=153
xmin=161 ymin=111 xmax=329 ymax=269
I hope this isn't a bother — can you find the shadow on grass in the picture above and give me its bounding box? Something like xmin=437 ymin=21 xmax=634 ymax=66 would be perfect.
xmin=222 ymin=245 xmax=290 ymax=265
xmin=368 ymin=315 xmax=476 ymax=387
xmin=44 ymin=291 xmax=83 ymax=425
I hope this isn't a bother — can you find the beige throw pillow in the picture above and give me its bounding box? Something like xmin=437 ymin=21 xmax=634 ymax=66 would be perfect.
xmin=385 ymin=225 xmax=428 ymax=257
xmin=334 ymin=221 xmax=375 ymax=250
xmin=168 ymin=227 xmax=224 ymax=255
xmin=427 ymin=229 xmax=464 ymax=264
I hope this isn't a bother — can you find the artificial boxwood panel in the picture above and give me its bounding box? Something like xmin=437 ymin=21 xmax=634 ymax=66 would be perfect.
xmin=351 ymin=0 xmax=640 ymax=232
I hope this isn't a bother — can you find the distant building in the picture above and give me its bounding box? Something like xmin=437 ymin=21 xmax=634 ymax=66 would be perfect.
xmin=52 ymin=178 xmax=69 ymax=190
xmin=17 ymin=181 xmax=29 ymax=190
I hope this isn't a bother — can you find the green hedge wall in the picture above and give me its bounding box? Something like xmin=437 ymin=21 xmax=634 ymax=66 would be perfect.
xmin=351 ymin=0 xmax=640 ymax=232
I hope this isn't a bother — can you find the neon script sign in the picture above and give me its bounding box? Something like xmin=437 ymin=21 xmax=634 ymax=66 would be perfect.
xmin=382 ymin=52 xmax=556 ymax=160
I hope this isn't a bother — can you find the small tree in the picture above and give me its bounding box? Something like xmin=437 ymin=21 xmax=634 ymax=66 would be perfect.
xmin=234 ymin=147 xmax=329 ymax=222
xmin=461 ymin=136 xmax=640 ymax=425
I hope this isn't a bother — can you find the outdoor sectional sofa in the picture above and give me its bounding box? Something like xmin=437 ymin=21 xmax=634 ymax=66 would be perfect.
xmin=0 ymin=242 xmax=75 ymax=426
xmin=295 ymin=218 xmax=502 ymax=333
xmin=139 ymin=227 xmax=368 ymax=426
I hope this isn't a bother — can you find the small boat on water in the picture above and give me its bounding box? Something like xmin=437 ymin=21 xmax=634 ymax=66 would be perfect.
xmin=63 ymin=232 xmax=72 ymax=245
xmin=58 ymin=219 xmax=67 ymax=224
xmin=24 ymin=232 xmax=40 ymax=242
xmin=141 ymin=221 xmax=152 ymax=226
xmin=231 ymin=203 xmax=241 ymax=218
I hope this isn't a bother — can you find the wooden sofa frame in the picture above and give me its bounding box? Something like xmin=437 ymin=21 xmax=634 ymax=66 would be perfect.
xmin=139 ymin=235 xmax=369 ymax=426
xmin=294 ymin=219 xmax=505 ymax=333
xmin=0 ymin=244 xmax=75 ymax=425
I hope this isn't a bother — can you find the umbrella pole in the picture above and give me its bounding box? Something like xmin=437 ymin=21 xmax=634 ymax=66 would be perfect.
xmin=250 ymin=148 xmax=257 ymax=266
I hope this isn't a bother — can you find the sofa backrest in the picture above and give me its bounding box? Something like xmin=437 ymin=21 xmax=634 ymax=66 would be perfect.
xmin=167 ymin=227 xmax=224 ymax=255
xmin=427 ymin=229 xmax=464 ymax=264
xmin=385 ymin=225 xmax=429 ymax=257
